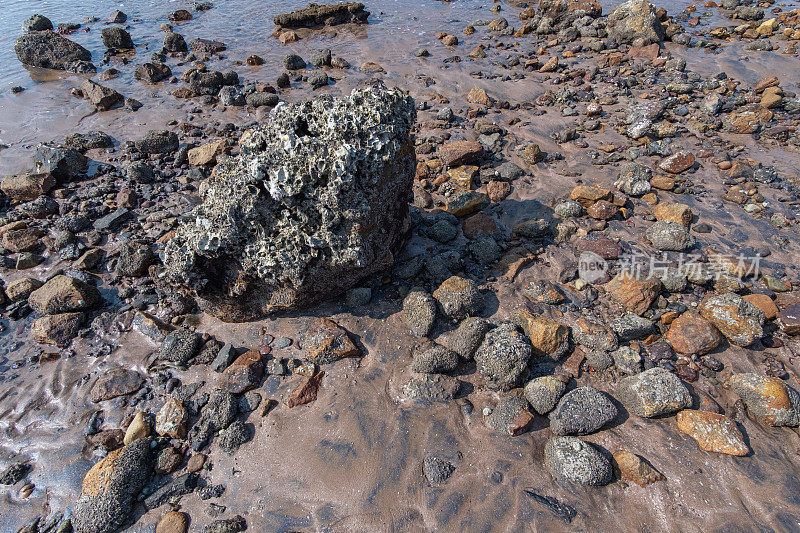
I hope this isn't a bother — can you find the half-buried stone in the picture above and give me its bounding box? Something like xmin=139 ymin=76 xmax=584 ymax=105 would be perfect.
xmin=545 ymin=436 xmax=613 ymax=486
xmin=616 ymin=367 xmax=692 ymax=418
xmin=549 ymin=386 xmax=618 ymax=436
xmin=162 ymin=87 xmax=416 ymax=321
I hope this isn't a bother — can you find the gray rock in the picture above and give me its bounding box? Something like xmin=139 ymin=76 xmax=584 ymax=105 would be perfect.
xmin=15 ymin=30 xmax=94 ymax=72
xmin=433 ymin=276 xmax=485 ymax=321
xmin=245 ymin=92 xmax=279 ymax=107
xmin=615 ymin=163 xmax=652 ymax=196
xmin=219 ymin=86 xmax=246 ymax=106
xmin=585 ymin=349 xmax=614 ymax=371
xmin=444 ymin=316 xmax=489 ymax=359
xmin=404 ymin=290 xmax=437 ymax=338
xmin=33 ymin=144 xmax=87 ymax=181
xmin=93 ymin=208 xmax=132 ymax=232
xmin=611 ymin=313 xmax=655 ymax=341
xmin=423 ymin=455 xmax=455 ymax=484
xmin=307 ymin=71 xmax=329 ymax=89
xmin=211 ymin=343 xmax=238 ymax=372
xmin=143 ymin=472 xmax=197 ymax=510
xmin=554 ymin=199 xmax=583 ymax=218
xmin=135 ymin=130 xmax=179 ymax=154
xmin=524 ymin=375 xmax=568 ymax=415
xmin=162 ymin=87 xmax=416 ymax=321
xmin=163 ymin=32 xmax=188 ymax=53
xmin=311 ymin=49 xmax=332 ymax=67
xmin=284 ymin=54 xmax=306 ymax=70
xmin=544 ymin=436 xmax=612 ymax=485
xmin=612 ymin=346 xmax=643 ymax=375
xmin=412 ymin=343 xmax=459 ymax=374
xmin=549 ymin=386 xmax=617 ymax=436
xmin=217 ymin=419 xmax=252 ymax=454
xmin=616 ymin=367 xmax=692 ymax=418
xmin=202 ymin=515 xmax=247 ymax=533
xmin=646 ymin=221 xmax=695 ymax=251
xmin=607 ymin=0 xmax=664 ymax=45
xmin=0 ymin=462 xmax=31 ymax=485
xmin=101 ymin=27 xmax=133 ymax=49
xmin=474 ymin=323 xmax=532 ymax=390
xmin=116 ymin=242 xmax=154 ymax=277
xmin=485 ymin=396 xmax=532 ymax=434
xmin=65 ymin=131 xmax=113 ymax=152
xmin=126 ymin=161 xmax=154 ymax=183
xmin=158 ymin=327 xmax=201 ymax=365
xmin=72 ymin=438 xmax=153 ymax=533
xmin=23 ymin=14 xmax=53 ymax=32
xmin=345 ymin=286 xmax=371 ymax=307
xmin=134 ymin=62 xmax=171 ymax=83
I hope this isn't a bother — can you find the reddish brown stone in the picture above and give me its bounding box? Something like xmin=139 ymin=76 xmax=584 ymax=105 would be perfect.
xmin=777 ymin=303 xmax=800 ymax=335
xmin=304 ymin=318 xmax=362 ymax=364
xmin=665 ymin=310 xmax=723 ymax=355
xmin=218 ymin=350 xmax=264 ymax=393
xmin=604 ymin=272 xmax=662 ymax=316
xmin=486 ymin=180 xmax=511 ymax=201
xmin=587 ymin=200 xmax=619 ymax=220
xmin=659 ymin=151 xmax=695 ymax=174
xmin=676 ymin=410 xmax=748 ymax=456
xmin=577 ymin=235 xmax=622 ymax=260
xmin=287 ymin=371 xmax=324 ymax=408
xmin=441 ymin=141 xmax=484 ymax=167
xmin=461 ymin=212 xmax=498 ymax=239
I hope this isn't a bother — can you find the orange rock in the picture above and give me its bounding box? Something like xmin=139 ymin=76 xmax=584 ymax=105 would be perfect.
xmin=743 ymin=294 xmax=778 ymax=320
xmin=665 ymin=310 xmax=723 ymax=355
xmin=613 ymin=450 xmax=665 ymax=486
xmin=569 ymin=185 xmax=612 ymax=207
xmin=304 ymin=317 xmax=361 ymax=364
xmin=604 ymin=271 xmax=662 ymax=316
xmin=587 ymin=200 xmax=619 ymax=220
xmin=156 ymin=511 xmax=189 ymax=533
xmin=676 ymin=410 xmax=748 ymax=456
xmin=653 ymin=202 xmax=693 ymax=227
xmin=513 ymin=309 xmax=569 ymax=357
xmin=286 ymin=371 xmax=324 ymax=408
xmin=487 ymin=180 xmax=512 ymax=201
xmin=466 ymin=87 xmax=491 ymax=106
xmin=727 ymin=373 xmax=800 ymax=427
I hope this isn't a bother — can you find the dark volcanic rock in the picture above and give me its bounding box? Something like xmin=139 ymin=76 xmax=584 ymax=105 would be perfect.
xmin=72 ymin=438 xmax=154 ymax=533
xmin=549 ymin=386 xmax=618 ymax=436
xmin=273 ymin=2 xmax=370 ymax=29
xmin=162 ymin=87 xmax=416 ymax=320
xmin=14 ymin=30 xmax=94 ymax=72
xmin=135 ymin=130 xmax=179 ymax=154
xmin=101 ymin=27 xmax=133 ymax=50
xmin=134 ymin=62 xmax=172 ymax=83
xmin=23 ymin=14 xmax=53 ymax=32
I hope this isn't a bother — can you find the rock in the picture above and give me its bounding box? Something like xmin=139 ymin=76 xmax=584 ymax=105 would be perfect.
xmin=616 ymin=367 xmax=691 ymax=417
xmin=445 ymin=190 xmax=489 ymax=217
xmin=126 ymin=162 xmax=154 ymax=183
xmin=23 ymin=14 xmax=53 ymax=32
xmin=33 ymin=144 xmax=87 ymax=181
xmin=665 ymin=310 xmax=723 ymax=355
xmin=219 ymin=86 xmax=246 ymax=106
xmin=653 ymin=202 xmax=692 ymax=227
xmin=444 ymin=317 xmax=489 ymax=359
xmin=188 ymin=140 xmax=225 ymax=166
xmin=466 ymin=87 xmax=491 ymax=106
xmin=217 ymin=350 xmax=264 ymax=393
xmin=604 ymin=271 xmax=662 ymax=315
xmin=3 ymin=228 xmax=43 ymax=252
xmin=135 ymin=130 xmax=179 ymax=154
xmin=727 ymin=373 xmax=800 ymax=427
xmin=549 ymin=386 xmax=618 ymax=436
xmin=441 ymin=141 xmax=483 ymax=167
xmin=162 ymin=88 xmax=415 ymax=321
xmin=284 ymin=54 xmax=306 ymax=70
xmin=613 ymin=450 xmax=664 ymax=486
xmin=31 ymin=312 xmax=83 ymax=347
xmin=101 ymin=27 xmax=133 ymax=49
xmin=189 ymin=38 xmax=226 ymax=54
xmin=28 ymin=275 xmax=101 ymax=315
xmin=156 ymin=511 xmax=189 ymax=533
xmin=1 ymin=173 xmax=56 ymax=202
xmin=163 ymin=32 xmax=188 ymax=53
xmin=304 ymin=317 xmax=361 ymax=364
xmin=659 ymin=151 xmax=695 ymax=174
xmin=402 ymin=289 xmax=438 ymax=337
xmin=143 ymin=472 xmax=197 ymax=510
xmin=154 ymin=446 xmax=182 ymax=475
xmin=273 ymin=2 xmax=370 ymax=29
xmin=211 ymin=343 xmax=238 ymax=372
xmin=15 ymin=31 xmax=94 ymax=72
xmin=123 ymin=412 xmax=150 ymax=445
xmin=116 ymin=242 xmax=154 ymax=277
xmin=777 ymin=303 xmax=800 ymax=335
xmin=65 ymin=131 xmax=113 ymax=152
xmin=169 ymin=9 xmax=192 ymax=22
xmin=134 ymin=62 xmax=172 ymax=83
xmin=743 ymin=294 xmax=778 ymax=321
xmin=91 ymin=368 xmax=144 ymax=402
xmin=610 ymin=312 xmax=654 ymax=341
xmin=485 ymin=396 xmax=534 ymax=435
xmin=423 ymin=456 xmax=455 ymax=484
xmin=544 ymin=436 xmax=612 ymax=485
xmin=513 ymin=310 xmax=569 ymax=358
xmin=155 ymin=398 xmax=188 ymax=439
xmin=412 ymin=343 xmax=459 ymax=374
xmin=245 ymin=92 xmax=279 ymax=108
xmin=158 ymin=327 xmax=200 ymax=365
xmin=308 ymin=71 xmax=329 ymax=89
xmin=607 ymin=0 xmax=664 ymax=45
xmin=646 ymin=221 xmax=695 ymax=251
xmin=108 ymin=10 xmax=127 ymax=23
xmin=6 ymin=277 xmax=43 ymax=302
xmin=698 ymin=293 xmax=765 ymax=346
xmin=474 ymin=323 xmax=532 ymax=390
xmin=612 ymin=346 xmax=642 ymax=375
xmin=433 ymin=276 xmax=484 ymax=321
xmin=94 ymin=208 xmax=132 ymax=232
xmin=202 ymin=515 xmax=246 ymax=533
xmin=676 ymin=410 xmax=748 ymax=455
xmin=524 ymin=375 xmax=568 ymax=415
xmin=72 ymin=438 xmax=154 ymax=533
xmin=0 ymin=462 xmax=31 ymax=485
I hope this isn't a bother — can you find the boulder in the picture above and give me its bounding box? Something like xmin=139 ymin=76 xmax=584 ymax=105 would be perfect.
xmin=28 ymin=275 xmax=101 ymax=315
xmin=1 ymin=173 xmax=55 ymax=201
xmin=607 ymin=0 xmax=664 ymax=45
xmin=82 ymin=80 xmax=124 ymax=110
xmin=273 ymin=2 xmax=370 ymax=29
xmin=162 ymin=87 xmax=416 ymax=320
xmin=14 ymin=30 xmax=94 ymax=72
xmin=101 ymin=27 xmax=134 ymax=49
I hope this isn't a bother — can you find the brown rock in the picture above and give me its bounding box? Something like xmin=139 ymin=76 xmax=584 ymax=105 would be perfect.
xmin=31 ymin=312 xmax=83 ymax=347
xmin=665 ymin=310 xmax=722 ymax=355
xmin=727 ymin=373 xmax=800 ymax=427
xmin=569 ymin=185 xmax=612 ymax=207
xmin=85 ymin=429 xmax=125 ymax=452
xmin=446 ymin=165 xmax=478 ymax=190
xmin=445 ymin=190 xmax=489 ymax=217
xmin=698 ymin=293 xmax=764 ymax=346
xmin=156 ymin=511 xmax=189 ymax=533
xmin=3 ymin=228 xmax=44 ymax=252
xmin=539 ymin=56 xmax=558 ymax=72
xmin=577 ymin=235 xmax=622 ymax=260
xmin=486 ymin=180 xmax=511 ymax=201
xmin=586 ymin=200 xmax=619 ymax=220
xmin=304 ymin=317 xmax=361 ymax=364
xmin=466 ymin=87 xmax=491 ymax=106
xmin=1 ymin=173 xmax=56 ymax=202
xmin=28 ymin=275 xmax=101 ymax=315
xmin=218 ymin=350 xmax=264 ymax=393
xmin=186 ymin=454 xmax=206 ymax=473
xmin=188 ymin=139 xmax=225 ymax=166
xmin=653 ymin=202 xmax=692 ymax=227
xmin=123 ymin=411 xmax=151 ymax=445
xmin=513 ymin=309 xmax=569 ymax=357
xmin=743 ymin=294 xmax=778 ymax=320
xmin=604 ymin=271 xmax=662 ymax=315
xmin=676 ymin=410 xmax=748 ymax=456
xmin=462 ymin=212 xmax=498 ymax=239
xmin=650 ymin=174 xmax=675 ymax=190
xmin=6 ymin=277 xmax=42 ymax=301
xmin=91 ymin=367 xmax=145 ymax=402
xmin=613 ymin=450 xmax=665 ymax=486
xmin=441 ymin=140 xmax=484 ymax=167
xmin=754 ymin=75 xmax=779 ymax=93
xmin=777 ymin=303 xmax=800 ymax=335
xmin=658 ymin=151 xmax=695 ymax=173
xmin=81 ymin=79 xmax=124 ymax=110
xmin=155 ymin=398 xmax=188 ymax=439
xmin=287 ymin=371 xmax=324 ymax=408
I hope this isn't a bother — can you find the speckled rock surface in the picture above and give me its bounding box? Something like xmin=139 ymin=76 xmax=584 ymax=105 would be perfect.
xmin=616 ymin=367 xmax=692 ymax=418
xmin=163 ymin=87 xmax=416 ymax=320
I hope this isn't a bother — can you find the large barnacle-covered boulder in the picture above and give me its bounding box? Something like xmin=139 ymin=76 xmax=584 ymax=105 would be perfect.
xmin=162 ymin=87 xmax=416 ymax=321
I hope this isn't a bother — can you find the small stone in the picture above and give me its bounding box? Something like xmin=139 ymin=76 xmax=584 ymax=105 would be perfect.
xmin=658 ymin=151 xmax=695 ymax=173
xmin=613 ymin=450 xmax=664 ymax=486
xmin=445 ymin=190 xmax=489 ymax=217
xmin=156 ymin=511 xmax=189 ymax=533
xmin=1 ymin=173 xmax=56 ymax=202
xmin=665 ymin=310 xmax=723 ymax=355
xmin=549 ymin=386 xmax=617 ymax=436
xmin=31 ymin=312 xmax=83 ymax=347
xmin=412 ymin=343 xmax=459 ymax=374
xmin=0 ymin=462 xmax=31 ymax=485
xmin=123 ymin=411 xmax=151 ymax=445
xmin=433 ymin=276 xmax=484 ymax=321
xmin=676 ymin=410 xmax=748 ymax=456
xmin=698 ymin=293 xmax=765 ymax=346
xmin=653 ymin=202 xmax=692 ymax=227
xmin=513 ymin=310 xmax=569 ymax=358
xmin=616 ymin=367 xmax=692 ymax=417
xmin=441 ymin=140 xmax=483 ymax=167
xmin=188 ymin=140 xmax=225 ymax=166
xmin=524 ymin=375 xmax=567 ymax=415
xmin=156 ymin=398 xmax=189 ymax=439
xmin=158 ymin=327 xmax=201 ymax=365
xmin=485 ymin=396 xmax=534 ymax=435
xmin=217 ymin=350 xmax=264 ymax=393
xmin=443 ymin=317 xmax=489 ymax=360
xmin=727 ymin=373 xmax=800 ymax=427
xmin=544 ymin=436 xmax=613 ymax=486
xmin=474 ymin=323 xmax=532 ymax=390
xmin=402 ymin=289 xmax=437 ymax=337
xmin=604 ymin=272 xmax=662 ymax=316
xmin=423 ymin=456 xmax=455 ymax=484
xmin=646 ymin=221 xmax=695 ymax=251
xmin=29 ymin=274 xmax=100 ymax=315
xmin=611 ymin=312 xmax=655 ymax=341
xmin=777 ymin=303 xmax=800 ymax=335
xmin=304 ymin=317 xmax=361 ymax=364
xmin=81 ymin=80 xmax=124 ymax=110
xmin=92 ymin=368 xmax=145 ymax=403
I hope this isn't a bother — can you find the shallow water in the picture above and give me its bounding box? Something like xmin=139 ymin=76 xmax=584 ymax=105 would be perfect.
xmin=2 ymin=0 xmax=800 ymax=531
